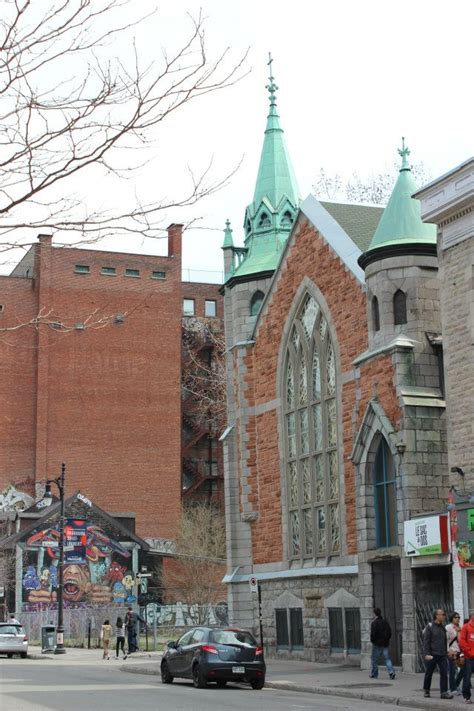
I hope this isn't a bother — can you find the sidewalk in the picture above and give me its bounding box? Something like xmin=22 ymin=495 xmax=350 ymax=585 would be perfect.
xmin=121 ymin=656 xmax=471 ymax=710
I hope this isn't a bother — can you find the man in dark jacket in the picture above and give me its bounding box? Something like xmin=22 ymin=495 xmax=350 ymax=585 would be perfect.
xmin=370 ymin=608 xmax=396 ymax=680
xmin=423 ymin=608 xmax=453 ymax=699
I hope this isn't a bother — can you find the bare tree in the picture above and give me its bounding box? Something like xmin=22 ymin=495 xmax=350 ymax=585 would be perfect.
xmin=0 ymin=0 xmax=248 ymax=256
xmin=163 ymin=503 xmax=226 ymax=622
xmin=314 ymin=162 xmax=431 ymax=205
xmin=182 ymin=317 xmax=227 ymax=433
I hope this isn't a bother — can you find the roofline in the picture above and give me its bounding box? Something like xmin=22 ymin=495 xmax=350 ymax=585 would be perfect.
xmin=413 ymin=156 xmax=474 ymax=198
xmin=1 ymin=491 xmax=149 ymax=551
xmin=358 ymin=242 xmax=437 ymax=270
xmin=221 ymin=269 xmax=275 ymax=291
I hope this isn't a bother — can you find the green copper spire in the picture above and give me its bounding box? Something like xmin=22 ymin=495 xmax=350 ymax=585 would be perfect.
xmin=230 ymin=54 xmax=300 ymax=281
xmin=364 ymin=139 xmax=436 ymax=254
xmin=222 ymin=219 xmax=234 ymax=249
xmin=252 ymin=53 xmax=299 ymax=208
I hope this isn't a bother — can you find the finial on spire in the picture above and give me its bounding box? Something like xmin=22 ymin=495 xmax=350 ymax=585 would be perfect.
xmin=266 ymin=52 xmax=278 ymax=108
xmin=222 ymin=218 xmax=234 ymax=249
xmin=398 ymin=136 xmax=411 ymax=171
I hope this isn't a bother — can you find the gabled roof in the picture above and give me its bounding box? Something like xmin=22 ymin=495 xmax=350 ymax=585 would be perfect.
xmin=320 ymin=201 xmax=384 ymax=253
xmin=0 ymin=491 xmax=149 ymax=551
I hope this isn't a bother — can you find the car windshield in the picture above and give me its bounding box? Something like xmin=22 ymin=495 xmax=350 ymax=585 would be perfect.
xmin=0 ymin=625 xmax=23 ymax=635
xmin=209 ymin=629 xmax=256 ymax=647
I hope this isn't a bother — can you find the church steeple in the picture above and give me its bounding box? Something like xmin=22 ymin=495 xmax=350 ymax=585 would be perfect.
xmin=358 ymin=139 xmax=436 ymax=269
xmin=231 ymin=54 xmax=300 ymax=280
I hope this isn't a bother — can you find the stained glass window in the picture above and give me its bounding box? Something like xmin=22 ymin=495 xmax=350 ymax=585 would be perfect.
xmin=286 ymin=361 xmax=295 ymax=408
xmin=284 ymin=293 xmax=340 ymax=559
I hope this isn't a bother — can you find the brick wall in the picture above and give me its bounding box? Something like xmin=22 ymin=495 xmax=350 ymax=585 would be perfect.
xmin=241 ymin=217 xmax=400 ymax=564
xmin=0 ymin=229 xmax=184 ymax=540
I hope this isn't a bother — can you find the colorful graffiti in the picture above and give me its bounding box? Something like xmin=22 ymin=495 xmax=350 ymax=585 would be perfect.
xmin=22 ymin=519 xmax=137 ymax=608
xmin=0 ymin=484 xmax=34 ymax=512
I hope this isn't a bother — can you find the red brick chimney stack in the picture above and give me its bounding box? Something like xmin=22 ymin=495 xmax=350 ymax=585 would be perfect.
xmin=167 ymin=223 xmax=183 ymax=258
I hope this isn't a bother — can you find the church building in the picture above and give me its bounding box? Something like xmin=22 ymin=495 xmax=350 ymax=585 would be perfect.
xmin=221 ymin=59 xmax=449 ymax=671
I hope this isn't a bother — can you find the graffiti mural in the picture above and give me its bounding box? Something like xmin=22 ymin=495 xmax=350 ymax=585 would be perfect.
xmin=0 ymin=484 xmax=34 ymax=512
xmin=22 ymin=519 xmax=138 ymax=609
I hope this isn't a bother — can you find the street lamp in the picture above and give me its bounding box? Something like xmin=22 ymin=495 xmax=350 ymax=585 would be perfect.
xmin=41 ymin=463 xmax=66 ymax=655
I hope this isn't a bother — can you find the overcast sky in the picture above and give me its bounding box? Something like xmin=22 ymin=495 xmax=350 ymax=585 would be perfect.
xmin=6 ymin=0 xmax=474 ymax=281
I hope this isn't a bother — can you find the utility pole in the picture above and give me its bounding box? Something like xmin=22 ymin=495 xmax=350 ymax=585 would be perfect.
xmin=55 ymin=463 xmax=66 ymax=654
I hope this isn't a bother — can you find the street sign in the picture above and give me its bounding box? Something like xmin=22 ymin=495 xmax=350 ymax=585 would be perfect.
xmin=137 ymin=573 xmax=152 ymax=578
xmin=249 ymin=576 xmax=258 ymax=593
xmin=0 ymin=586 xmax=4 ymax=598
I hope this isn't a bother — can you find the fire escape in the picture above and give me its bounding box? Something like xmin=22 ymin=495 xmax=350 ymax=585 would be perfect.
xmin=181 ymin=317 xmax=224 ymax=506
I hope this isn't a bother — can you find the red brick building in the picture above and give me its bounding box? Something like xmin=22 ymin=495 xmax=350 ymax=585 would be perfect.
xmin=0 ymin=225 xmax=224 ymax=546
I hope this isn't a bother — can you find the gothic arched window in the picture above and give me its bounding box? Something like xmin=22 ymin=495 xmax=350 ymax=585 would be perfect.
xmin=250 ymin=290 xmax=264 ymax=317
xmin=393 ymin=290 xmax=407 ymax=325
xmin=258 ymin=212 xmax=271 ymax=228
xmin=372 ymin=438 xmax=397 ymax=548
xmin=372 ymin=296 xmax=380 ymax=332
xmin=281 ymin=210 xmax=293 ymax=227
xmin=284 ymin=293 xmax=340 ymax=559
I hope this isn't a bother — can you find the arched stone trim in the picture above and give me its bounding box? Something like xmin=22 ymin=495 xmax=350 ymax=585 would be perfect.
xmin=351 ymin=399 xmax=400 ymax=552
xmin=275 ymin=276 xmax=346 ymax=564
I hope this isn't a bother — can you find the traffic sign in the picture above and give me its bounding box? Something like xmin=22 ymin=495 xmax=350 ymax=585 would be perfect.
xmin=249 ymin=576 xmax=258 ymax=593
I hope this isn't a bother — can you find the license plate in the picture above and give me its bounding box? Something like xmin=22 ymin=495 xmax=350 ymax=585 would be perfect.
xmin=232 ymin=666 xmax=245 ymax=674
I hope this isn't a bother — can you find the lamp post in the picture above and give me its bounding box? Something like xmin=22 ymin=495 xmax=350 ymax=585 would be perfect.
xmin=43 ymin=463 xmax=66 ymax=654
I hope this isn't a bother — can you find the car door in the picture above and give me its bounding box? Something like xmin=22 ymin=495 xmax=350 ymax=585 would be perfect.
xmin=169 ymin=630 xmax=194 ymax=676
xmin=182 ymin=628 xmax=205 ymax=677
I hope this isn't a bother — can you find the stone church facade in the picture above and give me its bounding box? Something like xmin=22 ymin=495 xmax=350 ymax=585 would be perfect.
xmin=220 ymin=60 xmax=462 ymax=671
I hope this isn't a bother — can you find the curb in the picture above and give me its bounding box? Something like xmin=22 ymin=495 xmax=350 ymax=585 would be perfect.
xmin=119 ymin=666 xmax=465 ymax=710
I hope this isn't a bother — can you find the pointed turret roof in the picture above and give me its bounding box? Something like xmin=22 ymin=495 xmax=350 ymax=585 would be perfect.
xmin=230 ymin=54 xmax=300 ymax=282
xmin=359 ymin=140 xmax=436 ymax=268
xmin=222 ymin=219 xmax=234 ymax=249
xmin=251 ymin=56 xmax=300 ymax=209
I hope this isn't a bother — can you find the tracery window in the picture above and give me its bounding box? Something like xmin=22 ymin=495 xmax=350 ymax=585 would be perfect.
xmin=284 ymin=293 xmax=340 ymax=559
xmin=258 ymin=211 xmax=271 ymax=228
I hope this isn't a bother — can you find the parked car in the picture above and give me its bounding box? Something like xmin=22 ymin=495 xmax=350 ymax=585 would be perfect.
xmin=0 ymin=623 xmax=28 ymax=658
xmin=161 ymin=627 xmax=265 ymax=689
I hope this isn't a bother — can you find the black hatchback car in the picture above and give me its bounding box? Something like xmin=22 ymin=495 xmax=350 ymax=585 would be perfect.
xmin=161 ymin=627 xmax=265 ymax=689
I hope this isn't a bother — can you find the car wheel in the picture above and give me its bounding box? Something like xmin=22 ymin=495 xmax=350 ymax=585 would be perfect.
xmin=161 ymin=661 xmax=174 ymax=684
xmin=216 ymin=680 xmax=227 ymax=688
xmin=7 ymin=653 xmax=13 ymax=659
xmin=192 ymin=663 xmax=207 ymax=689
xmin=250 ymin=678 xmax=265 ymax=690
xmin=21 ymin=653 xmax=27 ymax=659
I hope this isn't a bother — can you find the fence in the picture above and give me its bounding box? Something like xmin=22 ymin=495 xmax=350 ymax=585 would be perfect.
xmin=19 ymin=602 xmax=229 ymax=650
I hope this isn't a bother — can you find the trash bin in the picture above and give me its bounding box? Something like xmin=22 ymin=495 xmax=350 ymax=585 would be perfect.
xmin=41 ymin=625 xmax=56 ymax=653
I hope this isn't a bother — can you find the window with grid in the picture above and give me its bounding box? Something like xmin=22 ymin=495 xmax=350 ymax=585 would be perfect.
xmin=373 ymin=438 xmax=397 ymax=548
xmin=284 ymin=293 xmax=340 ymax=559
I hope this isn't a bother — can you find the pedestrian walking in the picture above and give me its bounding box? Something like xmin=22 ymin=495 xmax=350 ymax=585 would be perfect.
xmin=100 ymin=619 xmax=113 ymax=660
xmin=125 ymin=605 xmax=145 ymax=654
xmin=369 ymin=608 xmax=396 ymax=680
xmin=422 ymin=608 xmax=453 ymax=699
xmin=459 ymin=610 xmax=474 ymax=703
xmin=446 ymin=612 xmax=465 ymax=695
xmin=115 ymin=616 xmax=127 ymax=660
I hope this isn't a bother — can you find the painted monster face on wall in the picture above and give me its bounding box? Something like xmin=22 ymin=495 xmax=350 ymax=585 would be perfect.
xmin=63 ymin=564 xmax=91 ymax=602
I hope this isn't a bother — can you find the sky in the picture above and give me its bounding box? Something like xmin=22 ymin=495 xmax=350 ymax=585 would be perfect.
xmin=3 ymin=0 xmax=474 ymax=281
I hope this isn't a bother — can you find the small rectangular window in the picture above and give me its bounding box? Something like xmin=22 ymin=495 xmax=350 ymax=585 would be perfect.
xmin=101 ymin=266 xmax=116 ymax=276
xmin=125 ymin=268 xmax=140 ymax=278
xmin=328 ymin=608 xmax=344 ymax=652
xmin=152 ymin=271 xmax=166 ymax=279
xmin=289 ymin=608 xmax=304 ymax=648
xmin=74 ymin=265 xmax=90 ymax=274
xmin=205 ymin=299 xmax=217 ymax=317
xmin=345 ymin=608 xmax=361 ymax=653
xmin=275 ymin=609 xmax=289 ymax=648
xmin=183 ymin=298 xmax=195 ymax=316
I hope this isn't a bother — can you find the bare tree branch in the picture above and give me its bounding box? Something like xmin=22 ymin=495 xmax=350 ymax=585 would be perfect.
xmin=0 ymin=0 xmax=249 ymax=256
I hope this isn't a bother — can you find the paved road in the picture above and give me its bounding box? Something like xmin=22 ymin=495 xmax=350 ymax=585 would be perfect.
xmin=0 ymin=655 xmax=409 ymax=710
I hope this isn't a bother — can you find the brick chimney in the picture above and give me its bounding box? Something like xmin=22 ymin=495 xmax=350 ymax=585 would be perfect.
xmin=167 ymin=223 xmax=183 ymax=258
